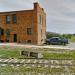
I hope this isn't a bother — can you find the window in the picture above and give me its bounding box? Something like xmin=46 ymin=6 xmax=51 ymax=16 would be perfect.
xmin=12 ymin=14 xmax=17 ymax=24
xmin=6 ymin=15 xmax=10 ymax=24
xmin=6 ymin=29 xmax=10 ymax=35
xmin=1 ymin=29 xmax=4 ymax=35
xmin=0 ymin=28 xmax=4 ymax=35
xmin=27 ymin=28 xmax=32 ymax=35
xmin=38 ymin=14 xmax=42 ymax=24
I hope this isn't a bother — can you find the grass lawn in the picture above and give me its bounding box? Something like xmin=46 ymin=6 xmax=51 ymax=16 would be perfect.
xmin=0 ymin=65 xmax=65 ymax=73
xmin=43 ymin=53 xmax=71 ymax=59
xmin=0 ymin=46 xmax=25 ymax=58
xmin=0 ymin=46 xmax=75 ymax=59
xmin=43 ymin=50 xmax=75 ymax=59
xmin=69 ymin=37 xmax=75 ymax=42
xmin=0 ymin=46 xmax=75 ymax=74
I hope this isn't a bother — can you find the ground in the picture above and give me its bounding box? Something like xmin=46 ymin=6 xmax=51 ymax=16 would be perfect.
xmin=0 ymin=42 xmax=75 ymax=49
xmin=0 ymin=43 xmax=75 ymax=75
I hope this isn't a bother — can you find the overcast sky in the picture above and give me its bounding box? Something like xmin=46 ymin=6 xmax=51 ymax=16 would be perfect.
xmin=0 ymin=0 xmax=75 ymax=34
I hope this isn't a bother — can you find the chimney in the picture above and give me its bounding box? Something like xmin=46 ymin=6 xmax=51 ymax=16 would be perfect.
xmin=34 ymin=2 xmax=39 ymax=10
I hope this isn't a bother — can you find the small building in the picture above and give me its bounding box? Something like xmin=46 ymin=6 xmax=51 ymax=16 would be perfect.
xmin=0 ymin=2 xmax=46 ymax=45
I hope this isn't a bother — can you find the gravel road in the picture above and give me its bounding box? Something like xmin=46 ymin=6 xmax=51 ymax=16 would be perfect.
xmin=0 ymin=42 xmax=75 ymax=50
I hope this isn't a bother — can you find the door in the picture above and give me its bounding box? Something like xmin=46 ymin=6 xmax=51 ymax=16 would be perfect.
xmin=13 ymin=34 xmax=17 ymax=42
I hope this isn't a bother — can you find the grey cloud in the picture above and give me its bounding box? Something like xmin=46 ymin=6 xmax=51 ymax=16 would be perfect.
xmin=41 ymin=0 xmax=75 ymax=33
xmin=0 ymin=0 xmax=34 ymax=11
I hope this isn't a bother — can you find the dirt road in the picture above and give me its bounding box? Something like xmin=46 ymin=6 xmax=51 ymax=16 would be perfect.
xmin=0 ymin=43 xmax=75 ymax=50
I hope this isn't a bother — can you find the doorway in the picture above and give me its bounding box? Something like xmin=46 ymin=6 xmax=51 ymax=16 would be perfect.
xmin=13 ymin=34 xmax=17 ymax=42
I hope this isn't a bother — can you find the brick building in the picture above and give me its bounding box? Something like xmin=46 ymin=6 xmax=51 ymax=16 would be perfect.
xmin=0 ymin=2 xmax=46 ymax=45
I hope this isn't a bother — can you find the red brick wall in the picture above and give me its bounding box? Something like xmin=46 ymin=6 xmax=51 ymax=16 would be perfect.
xmin=0 ymin=3 xmax=46 ymax=45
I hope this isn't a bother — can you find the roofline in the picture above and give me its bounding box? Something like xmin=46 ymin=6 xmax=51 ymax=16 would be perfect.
xmin=0 ymin=9 xmax=33 ymax=14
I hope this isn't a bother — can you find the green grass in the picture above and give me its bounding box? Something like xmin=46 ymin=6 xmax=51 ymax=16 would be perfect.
xmin=0 ymin=46 xmax=75 ymax=74
xmin=0 ymin=66 xmax=74 ymax=74
xmin=0 ymin=46 xmax=75 ymax=59
xmin=0 ymin=46 xmax=20 ymax=58
xmin=69 ymin=67 xmax=75 ymax=73
xmin=0 ymin=66 xmax=65 ymax=73
xmin=0 ymin=46 xmax=37 ymax=58
xmin=43 ymin=52 xmax=72 ymax=59
xmin=43 ymin=51 xmax=75 ymax=59
xmin=39 ymin=48 xmax=70 ymax=51
xmin=69 ymin=37 xmax=75 ymax=42
xmin=0 ymin=46 xmax=25 ymax=58
xmin=0 ymin=50 xmax=20 ymax=58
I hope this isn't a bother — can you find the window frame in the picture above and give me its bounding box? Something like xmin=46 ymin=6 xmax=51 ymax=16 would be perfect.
xmin=6 ymin=15 xmax=10 ymax=24
xmin=12 ymin=14 xmax=17 ymax=24
xmin=27 ymin=28 xmax=32 ymax=35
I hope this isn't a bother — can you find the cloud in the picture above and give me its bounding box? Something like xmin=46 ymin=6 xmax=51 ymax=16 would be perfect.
xmin=42 ymin=0 xmax=75 ymax=33
xmin=0 ymin=0 xmax=34 ymax=11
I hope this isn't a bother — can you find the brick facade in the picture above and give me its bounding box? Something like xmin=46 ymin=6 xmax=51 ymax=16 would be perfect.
xmin=0 ymin=2 xmax=46 ymax=45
